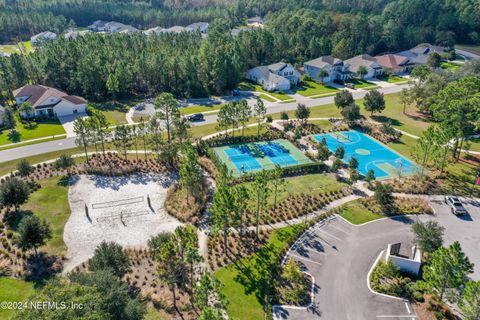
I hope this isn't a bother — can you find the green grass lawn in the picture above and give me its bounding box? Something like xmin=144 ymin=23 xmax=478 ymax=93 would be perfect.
xmin=338 ymin=200 xmax=383 ymax=224
xmin=103 ymin=110 xmax=127 ymax=125
xmin=19 ymin=176 xmax=71 ymax=257
xmin=0 ymin=119 xmax=66 ymax=146
xmin=0 ymin=41 xmax=33 ymax=55
xmin=0 ymin=278 xmax=35 ymax=319
xmin=241 ymin=173 xmax=346 ymax=209
xmin=215 ymin=224 xmax=307 ymax=320
xmin=377 ymin=74 xmax=408 ymax=84
xmin=357 ymin=92 xmax=432 ymax=137
xmin=238 ymin=81 xmax=293 ymax=101
xmin=308 ymin=119 xmax=335 ymax=131
xmin=440 ymin=62 xmax=461 ymax=71
xmin=346 ymin=78 xmax=377 ymax=88
xmin=258 ymin=94 xmax=276 ymax=102
xmin=179 ymin=104 xmax=225 ymax=115
xmin=295 ymin=80 xmax=338 ymax=97
xmin=467 ymin=137 xmax=480 ymax=152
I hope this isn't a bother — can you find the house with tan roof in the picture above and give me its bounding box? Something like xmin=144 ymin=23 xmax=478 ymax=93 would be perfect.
xmin=304 ymin=56 xmax=352 ymax=82
xmin=374 ymin=54 xmax=414 ymax=74
xmin=246 ymin=62 xmax=300 ymax=91
xmin=13 ymin=85 xmax=87 ymax=119
xmin=345 ymin=54 xmax=384 ymax=79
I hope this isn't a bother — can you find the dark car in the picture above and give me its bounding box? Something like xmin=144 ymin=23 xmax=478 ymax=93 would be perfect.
xmin=232 ymin=89 xmax=240 ymax=96
xmin=345 ymin=83 xmax=355 ymax=89
xmin=445 ymin=196 xmax=468 ymax=215
xmin=187 ymin=113 xmax=204 ymax=122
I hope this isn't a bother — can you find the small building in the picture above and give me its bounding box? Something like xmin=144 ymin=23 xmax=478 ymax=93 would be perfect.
xmin=345 ymin=54 xmax=384 ymax=79
xmin=13 ymin=85 xmax=87 ymax=118
xmin=304 ymin=56 xmax=352 ymax=82
xmin=186 ymin=22 xmax=209 ymax=34
xmin=246 ymin=62 xmax=300 ymax=91
xmin=31 ymin=31 xmax=57 ymax=46
xmin=386 ymin=243 xmax=422 ymax=276
xmin=247 ymin=16 xmax=264 ymax=28
xmin=374 ymin=54 xmax=414 ymax=74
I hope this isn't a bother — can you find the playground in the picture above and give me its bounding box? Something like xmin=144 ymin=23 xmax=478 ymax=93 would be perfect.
xmin=212 ymin=139 xmax=311 ymax=176
xmin=63 ymin=173 xmax=183 ymax=271
xmin=313 ymin=130 xmax=419 ymax=179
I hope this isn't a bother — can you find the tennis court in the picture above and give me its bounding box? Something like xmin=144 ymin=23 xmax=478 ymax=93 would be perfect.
xmin=313 ymin=130 xmax=419 ymax=179
xmin=213 ymin=139 xmax=311 ymax=175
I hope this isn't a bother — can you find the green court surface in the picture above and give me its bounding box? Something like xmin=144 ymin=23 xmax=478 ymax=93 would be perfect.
xmin=212 ymin=139 xmax=311 ymax=176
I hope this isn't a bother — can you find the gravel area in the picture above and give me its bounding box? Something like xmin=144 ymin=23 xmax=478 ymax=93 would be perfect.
xmin=64 ymin=173 xmax=183 ymax=272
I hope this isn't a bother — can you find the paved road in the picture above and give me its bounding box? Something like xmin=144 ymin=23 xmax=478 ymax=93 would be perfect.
xmin=0 ymin=84 xmax=410 ymax=163
xmin=274 ymin=216 xmax=416 ymax=320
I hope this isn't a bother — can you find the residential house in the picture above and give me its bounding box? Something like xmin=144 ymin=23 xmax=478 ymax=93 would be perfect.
xmin=0 ymin=105 xmax=5 ymax=126
xmin=143 ymin=27 xmax=166 ymax=36
xmin=304 ymin=56 xmax=352 ymax=82
xmin=31 ymin=31 xmax=57 ymax=46
xmin=246 ymin=62 xmax=300 ymax=91
xmin=186 ymin=22 xmax=209 ymax=34
xmin=165 ymin=26 xmax=189 ymax=34
xmin=397 ymin=43 xmax=446 ymax=65
xmin=13 ymin=85 xmax=87 ymax=118
xmin=345 ymin=54 xmax=383 ymax=79
xmin=247 ymin=16 xmax=264 ymax=28
xmin=118 ymin=25 xmax=139 ymax=34
xmin=374 ymin=54 xmax=414 ymax=74
xmin=88 ymin=20 xmax=108 ymax=32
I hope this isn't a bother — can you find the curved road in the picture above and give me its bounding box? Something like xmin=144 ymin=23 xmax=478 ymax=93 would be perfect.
xmin=0 ymin=84 xmax=410 ymax=163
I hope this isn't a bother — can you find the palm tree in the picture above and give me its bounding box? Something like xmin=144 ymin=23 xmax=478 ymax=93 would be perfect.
xmin=317 ymin=69 xmax=329 ymax=85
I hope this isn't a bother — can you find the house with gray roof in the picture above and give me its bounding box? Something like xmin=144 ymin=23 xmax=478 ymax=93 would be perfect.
xmin=397 ymin=43 xmax=447 ymax=65
xmin=345 ymin=54 xmax=383 ymax=79
xmin=247 ymin=16 xmax=264 ymax=28
xmin=31 ymin=31 xmax=57 ymax=46
xmin=246 ymin=62 xmax=300 ymax=91
xmin=304 ymin=56 xmax=352 ymax=82
xmin=186 ymin=22 xmax=209 ymax=34
xmin=143 ymin=27 xmax=166 ymax=36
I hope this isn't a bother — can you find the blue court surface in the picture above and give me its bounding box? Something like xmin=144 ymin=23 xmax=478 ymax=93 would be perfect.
xmin=313 ymin=131 xmax=419 ymax=179
xmin=215 ymin=139 xmax=311 ymax=175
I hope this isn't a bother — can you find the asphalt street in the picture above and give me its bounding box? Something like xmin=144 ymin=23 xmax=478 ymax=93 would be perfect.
xmin=0 ymin=84 xmax=410 ymax=163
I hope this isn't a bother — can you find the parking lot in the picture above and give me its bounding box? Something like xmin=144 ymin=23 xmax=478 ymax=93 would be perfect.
xmin=274 ymin=215 xmax=418 ymax=320
xmin=273 ymin=195 xmax=480 ymax=320
xmin=427 ymin=196 xmax=480 ymax=280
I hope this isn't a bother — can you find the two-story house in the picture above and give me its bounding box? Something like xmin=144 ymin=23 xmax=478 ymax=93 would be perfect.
xmin=345 ymin=54 xmax=384 ymax=79
xmin=374 ymin=54 xmax=415 ymax=74
xmin=246 ymin=62 xmax=300 ymax=91
xmin=13 ymin=85 xmax=87 ymax=118
xmin=304 ymin=56 xmax=352 ymax=82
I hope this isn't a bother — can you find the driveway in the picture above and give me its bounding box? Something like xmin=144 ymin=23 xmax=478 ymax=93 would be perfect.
xmin=58 ymin=113 xmax=88 ymax=137
xmin=274 ymin=216 xmax=417 ymax=320
xmin=427 ymin=196 xmax=480 ymax=280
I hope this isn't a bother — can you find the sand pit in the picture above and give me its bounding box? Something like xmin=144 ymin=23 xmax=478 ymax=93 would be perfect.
xmin=64 ymin=173 xmax=183 ymax=271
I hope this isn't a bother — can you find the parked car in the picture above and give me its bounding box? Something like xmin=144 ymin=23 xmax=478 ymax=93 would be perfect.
xmin=187 ymin=113 xmax=204 ymax=122
xmin=145 ymin=98 xmax=153 ymax=103
xmin=135 ymin=103 xmax=145 ymax=111
xmin=345 ymin=83 xmax=355 ymax=89
xmin=232 ymin=89 xmax=240 ymax=96
xmin=445 ymin=196 xmax=468 ymax=215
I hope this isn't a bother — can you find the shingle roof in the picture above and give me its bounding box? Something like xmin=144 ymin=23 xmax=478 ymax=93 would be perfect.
xmin=267 ymin=62 xmax=288 ymax=72
xmin=13 ymin=85 xmax=86 ymax=109
xmin=247 ymin=16 xmax=263 ymax=24
xmin=186 ymin=22 xmax=209 ymax=31
xmin=305 ymin=56 xmax=342 ymax=69
xmin=374 ymin=54 xmax=410 ymax=69
xmin=345 ymin=54 xmax=380 ymax=72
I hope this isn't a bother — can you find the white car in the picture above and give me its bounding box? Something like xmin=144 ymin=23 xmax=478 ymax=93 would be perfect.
xmin=445 ymin=196 xmax=468 ymax=215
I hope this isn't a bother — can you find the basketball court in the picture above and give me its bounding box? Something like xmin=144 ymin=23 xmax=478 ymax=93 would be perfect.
xmin=313 ymin=130 xmax=419 ymax=179
xmin=63 ymin=173 xmax=183 ymax=271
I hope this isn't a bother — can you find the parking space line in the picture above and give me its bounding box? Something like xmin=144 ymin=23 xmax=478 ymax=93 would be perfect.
xmin=290 ymin=254 xmax=323 ymax=266
xmin=323 ymin=223 xmax=349 ymax=235
xmin=317 ymin=229 xmax=343 ymax=241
